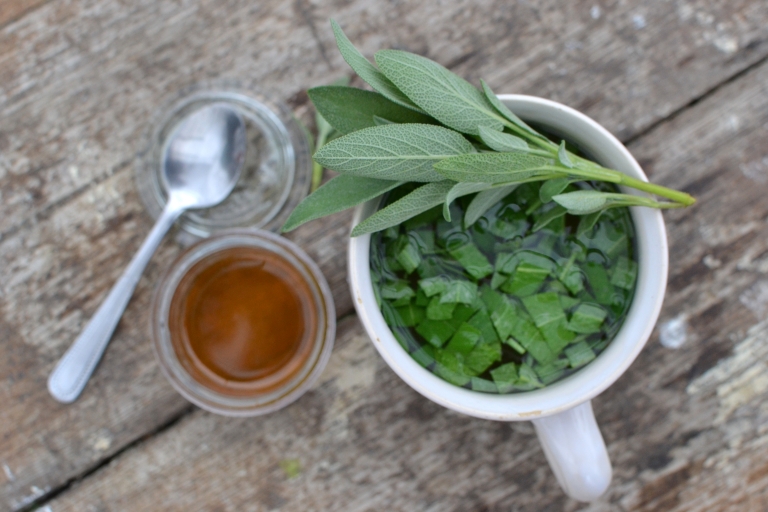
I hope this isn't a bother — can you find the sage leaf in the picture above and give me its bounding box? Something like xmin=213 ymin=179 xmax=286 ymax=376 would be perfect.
xmin=552 ymin=190 xmax=666 ymax=215
xmin=282 ymin=175 xmax=403 ymax=232
xmin=351 ymin=181 xmax=455 ymax=236
xmin=309 ymin=86 xmax=435 ymax=135
xmin=434 ymin=152 xmax=559 ymax=184
xmin=532 ymin=205 xmax=568 ymax=232
xmin=331 ymin=20 xmax=424 ymax=113
xmin=464 ymin=184 xmax=518 ymax=228
xmin=373 ymin=116 xmax=394 ymax=125
xmin=539 ymin=177 xmax=572 ymax=203
xmin=478 ymin=126 xmax=528 ymax=152
xmin=375 ymin=49 xmax=505 ymax=135
xmin=480 ymin=80 xmax=544 ymax=140
xmin=443 ymin=182 xmax=495 ymax=222
xmin=557 ymin=140 xmax=574 ymax=168
xmin=577 ymin=211 xmax=603 ymax=236
xmin=314 ymin=124 xmax=474 ymax=182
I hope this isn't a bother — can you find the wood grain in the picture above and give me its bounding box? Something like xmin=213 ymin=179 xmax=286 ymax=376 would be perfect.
xmin=1 ymin=0 xmax=767 ymax=510
xmin=38 ymin=26 xmax=768 ymax=512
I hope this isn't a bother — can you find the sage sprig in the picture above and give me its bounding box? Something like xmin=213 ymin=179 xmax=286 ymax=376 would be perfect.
xmin=282 ymin=20 xmax=695 ymax=235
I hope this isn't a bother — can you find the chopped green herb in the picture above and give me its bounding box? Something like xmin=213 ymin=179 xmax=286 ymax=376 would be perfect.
xmin=445 ymin=323 xmax=482 ymax=354
xmin=395 ymin=304 xmax=425 ymax=327
xmin=419 ymin=276 xmax=449 ymax=297
xmin=491 ymin=362 xmax=519 ymax=393
xmin=447 ymin=242 xmax=494 ymax=279
xmin=565 ymin=341 xmax=596 ymax=368
xmin=466 ymin=341 xmax=502 ymax=374
xmin=416 ymin=319 xmax=455 ymax=348
xmin=610 ymin=256 xmax=638 ymax=290
xmin=426 ymin=296 xmax=456 ymax=320
xmin=440 ymin=280 xmax=478 ymax=305
xmin=371 ymin=179 xmax=637 ymax=394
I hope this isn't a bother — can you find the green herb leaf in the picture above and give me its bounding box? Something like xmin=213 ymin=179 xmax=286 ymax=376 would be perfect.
xmin=443 ymin=182 xmax=494 ymax=221
xmin=439 ymin=280 xmax=479 ymax=305
xmin=433 ymin=152 xmax=559 ymax=184
xmin=375 ymin=49 xmax=505 ymax=135
xmin=351 ymin=181 xmax=455 ymax=236
xmin=480 ymin=80 xmax=544 ymax=140
xmin=315 ymin=124 xmax=474 ymax=182
xmin=557 ymin=140 xmax=575 ymax=168
xmin=464 ymin=184 xmax=518 ymax=228
xmin=331 ymin=20 xmax=424 ymax=113
xmin=373 ymin=116 xmax=394 ymax=126
xmin=282 ymin=175 xmax=402 ymax=232
xmin=532 ymin=205 xmax=568 ymax=232
xmin=539 ymin=177 xmax=572 ymax=203
xmin=577 ymin=211 xmax=602 ymax=236
xmin=308 ymin=86 xmax=435 ymax=135
xmin=478 ymin=125 xmax=529 ymax=152
xmin=552 ymin=190 xmax=669 ymax=215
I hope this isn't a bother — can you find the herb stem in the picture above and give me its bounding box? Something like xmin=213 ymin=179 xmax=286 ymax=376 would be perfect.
xmin=619 ymin=175 xmax=696 ymax=206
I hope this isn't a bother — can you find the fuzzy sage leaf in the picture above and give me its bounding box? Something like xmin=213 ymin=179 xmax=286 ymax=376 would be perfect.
xmin=464 ymin=184 xmax=518 ymax=228
xmin=442 ymin=182 xmax=495 ymax=222
xmin=351 ymin=181 xmax=455 ymax=236
xmin=314 ymin=124 xmax=474 ymax=182
xmin=557 ymin=140 xmax=574 ymax=168
xmin=331 ymin=20 xmax=424 ymax=113
xmin=375 ymin=49 xmax=505 ymax=135
xmin=480 ymin=80 xmax=546 ymax=141
xmin=283 ymin=175 xmax=403 ymax=232
xmin=552 ymin=190 xmax=678 ymax=215
xmin=539 ymin=177 xmax=572 ymax=203
xmin=478 ymin=126 xmax=528 ymax=152
xmin=434 ymin=152 xmax=560 ymax=184
xmin=308 ymin=86 xmax=435 ymax=135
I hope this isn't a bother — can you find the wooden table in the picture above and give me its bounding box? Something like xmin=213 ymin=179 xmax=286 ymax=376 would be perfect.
xmin=2 ymin=1 xmax=768 ymax=510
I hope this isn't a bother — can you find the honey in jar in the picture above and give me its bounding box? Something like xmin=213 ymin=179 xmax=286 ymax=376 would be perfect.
xmin=167 ymin=246 xmax=319 ymax=397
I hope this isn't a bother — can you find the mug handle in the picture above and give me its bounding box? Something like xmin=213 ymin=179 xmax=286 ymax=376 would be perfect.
xmin=531 ymin=400 xmax=612 ymax=502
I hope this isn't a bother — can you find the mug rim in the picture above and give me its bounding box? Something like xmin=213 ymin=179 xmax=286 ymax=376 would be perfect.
xmin=348 ymin=94 xmax=668 ymax=421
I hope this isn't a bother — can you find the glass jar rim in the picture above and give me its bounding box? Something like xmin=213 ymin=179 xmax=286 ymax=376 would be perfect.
xmin=151 ymin=228 xmax=335 ymax=416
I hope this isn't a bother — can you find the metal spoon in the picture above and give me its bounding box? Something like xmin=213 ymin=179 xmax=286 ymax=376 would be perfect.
xmin=48 ymin=104 xmax=246 ymax=403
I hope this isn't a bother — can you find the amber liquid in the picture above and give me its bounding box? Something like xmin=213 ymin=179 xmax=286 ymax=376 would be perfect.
xmin=168 ymin=246 xmax=318 ymax=397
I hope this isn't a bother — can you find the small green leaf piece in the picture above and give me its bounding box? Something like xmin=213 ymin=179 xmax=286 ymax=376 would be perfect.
xmin=282 ymin=175 xmax=402 ymax=232
xmin=569 ymin=303 xmax=608 ymax=334
xmin=445 ymin=323 xmax=482 ymax=354
xmin=375 ymin=49 xmax=505 ymax=135
xmin=478 ymin=125 xmax=529 ymax=152
xmin=426 ymin=296 xmax=457 ymax=320
xmin=447 ymin=242 xmax=494 ymax=279
xmin=439 ymin=280 xmax=479 ymax=305
xmin=351 ymin=181 xmax=455 ymax=236
xmin=331 ymin=20 xmax=424 ymax=112
xmin=565 ymin=341 xmax=596 ymax=368
xmin=558 ymin=140 xmax=575 ymax=168
xmin=419 ymin=276 xmax=449 ymax=297
xmin=309 ymin=86 xmax=436 ymax=135
xmin=315 ymin=124 xmax=474 ymax=182
xmin=416 ymin=319 xmax=456 ymax=348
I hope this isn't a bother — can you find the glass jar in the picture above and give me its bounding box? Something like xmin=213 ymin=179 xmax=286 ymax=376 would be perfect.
xmin=136 ymin=80 xmax=311 ymax=238
xmin=151 ymin=229 xmax=335 ymax=416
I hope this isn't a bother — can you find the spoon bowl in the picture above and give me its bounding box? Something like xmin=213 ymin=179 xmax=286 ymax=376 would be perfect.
xmin=48 ymin=104 xmax=245 ymax=404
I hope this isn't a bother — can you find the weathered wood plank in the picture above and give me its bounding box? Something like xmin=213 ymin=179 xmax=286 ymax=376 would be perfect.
xmin=40 ymin=34 xmax=768 ymax=512
xmin=2 ymin=0 xmax=768 ymax=509
xmin=0 ymin=0 xmax=50 ymax=28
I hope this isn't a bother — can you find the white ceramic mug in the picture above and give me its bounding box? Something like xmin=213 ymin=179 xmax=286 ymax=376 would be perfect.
xmin=348 ymin=95 xmax=668 ymax=502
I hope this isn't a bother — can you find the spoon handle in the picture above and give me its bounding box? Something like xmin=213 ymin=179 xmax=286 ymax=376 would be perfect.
xmin=48 ymin=205 xmax=183 ymax=403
